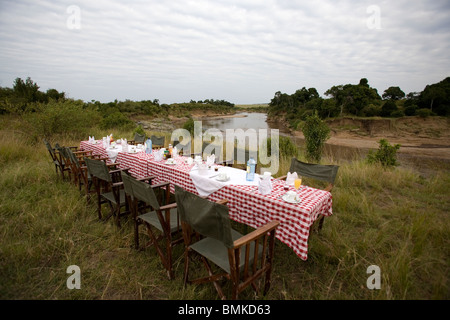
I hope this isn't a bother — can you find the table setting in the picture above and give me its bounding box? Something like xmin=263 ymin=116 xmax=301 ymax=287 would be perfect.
xmin=79 ymin=138 xmax=333 ymax=260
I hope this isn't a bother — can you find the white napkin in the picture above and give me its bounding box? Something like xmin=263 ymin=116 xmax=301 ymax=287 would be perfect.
xmin=286 ymin=172 xmax=298 ymax=186
xmin=173 ymin=146 xmax=178 ymax=157
xmin=122 ymin=139 xmax=128 ymax=153
xmin=206 ymin=154 xmax=215 ymax=166
xmin=154 ymin=149 xmax=163 ymax=161
xmin=258 ymin=175 xmax=273 ymax=195
xmin=190 ymin=166 xmax=259 ymax=197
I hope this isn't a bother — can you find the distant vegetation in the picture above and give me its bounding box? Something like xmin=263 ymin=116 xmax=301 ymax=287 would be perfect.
xmin=0 ymin=77 xmax=236 ymax=119
xmin=267 ymin=77 xmax=450 ymax=129
xmin=1 ymin=76 xmax=448 ymax=141
xmin=0 ymin=77 xmax=236 ymax=140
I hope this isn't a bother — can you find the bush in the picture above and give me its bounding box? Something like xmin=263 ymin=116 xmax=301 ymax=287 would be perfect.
xmin=265 ymin=135 xmax=298 ymax=159
xmin=301 ymin=111 xmax=330 ymax=163
xmin=23 ymin=100 xmax=101 ymax=141
xmin=182 ymin=118 xmax=195 ymax=136
xmin=381 ymin=100 xmax=398 ymax=117
xmin=367 ymin=138 xmax=401 ymax=167
xmin=416 ymin=108 xmax=433 ymax=118
xmin=391 ymin=110 xmax=405 ymax=118
xmin=362 ymin=104 xmax=381 ymax=117
xmin=404 ymin=105 xmax=417 ymax=116
xmin=100 ymin=112 xmax=134 ymax=130
xmin=133 ymin=125 xmax=146 ymax=136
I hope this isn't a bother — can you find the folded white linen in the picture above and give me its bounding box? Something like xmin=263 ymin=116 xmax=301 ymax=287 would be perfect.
xmin=286 ymin=172 xmax=298 ymax=186
xmin=189 ymin=166 xmax=259 ymax=197
xmin=258 ymin=175 xmax=273 ymax=195
xmin=106 ymin=145 xmax=122 ymax=162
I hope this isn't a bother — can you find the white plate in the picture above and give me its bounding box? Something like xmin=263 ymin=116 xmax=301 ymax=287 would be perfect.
xmin=215 ymin=176 xmax=230 ymax=182
xmin=165 ymin=161 xmax=177 ymax=165
xmin=128 ymin=149 xmax=138 ymax=154
xmin=281 ymin=193 xmax=301 ymax=204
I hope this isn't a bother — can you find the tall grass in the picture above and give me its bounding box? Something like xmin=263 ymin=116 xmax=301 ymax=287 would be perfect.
xmin=0 ymin=126 xmax=448 ymax=300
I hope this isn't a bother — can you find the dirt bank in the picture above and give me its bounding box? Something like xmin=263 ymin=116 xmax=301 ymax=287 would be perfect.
xmin=291 ymin=116 xmax=450 ymax=160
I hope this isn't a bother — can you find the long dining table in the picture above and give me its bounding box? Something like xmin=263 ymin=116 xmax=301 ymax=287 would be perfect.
xmin=80 ymin=140 xmax=333 ymax=261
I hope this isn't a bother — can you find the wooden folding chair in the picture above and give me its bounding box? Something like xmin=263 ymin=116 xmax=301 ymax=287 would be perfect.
xmin=121 ymin=172 xmax=182 ymax=280
xmin=84 ymin=158 xmax=131 ymax=227
xmin=277 ymin=157 xmax=339 ymax=231
xmin=175 ymin=185 xmax=279 ymax=300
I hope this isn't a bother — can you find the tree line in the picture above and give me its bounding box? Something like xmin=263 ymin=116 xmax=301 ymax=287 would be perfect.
xmin=0 ymin=77 xmax=235 ymax=116
xmin=267 ymin=77 xmax=450 ymax=129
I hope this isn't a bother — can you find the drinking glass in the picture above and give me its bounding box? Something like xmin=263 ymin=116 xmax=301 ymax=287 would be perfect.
xmin=294 ymin=177 xmax=302 ymax=189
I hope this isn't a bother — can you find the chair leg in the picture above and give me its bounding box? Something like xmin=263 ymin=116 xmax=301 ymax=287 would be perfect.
xmin=134 ymin=220 xmax=140 ymax=250
xmin=114 ymin=204 xmax=121 ymax=227
xmin=315 ymin=215 xmax=325 ymax=233
xmin=183 ymin=248 xmax=190 ymax=286
xmin=144 ymin=223 xmax=173 ymax=280
xmin=201 ymin=257 xmax=226 ymax=300
xmin=96 ymin=196 xmax=102 ymax=220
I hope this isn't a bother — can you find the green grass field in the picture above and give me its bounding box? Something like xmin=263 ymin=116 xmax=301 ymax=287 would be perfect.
xmin=0 ymin=123 xmax=448 ymax=300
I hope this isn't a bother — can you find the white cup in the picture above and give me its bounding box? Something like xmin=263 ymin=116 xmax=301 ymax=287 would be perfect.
xmin=285 ymin=191 xmax=297 ymax=201
xmin=218 ymin=173 xmax=228 ymax=180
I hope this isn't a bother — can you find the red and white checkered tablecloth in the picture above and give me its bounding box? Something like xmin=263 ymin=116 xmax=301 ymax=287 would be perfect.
xmin=79 ymin=141 xmax=333 ymax=260
xmin=79 ymin=140 xmax=111 ymax=162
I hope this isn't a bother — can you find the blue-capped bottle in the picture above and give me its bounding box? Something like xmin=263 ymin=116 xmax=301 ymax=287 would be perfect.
xmin=145 ymin=138 xmax=152 ymax=154
xmin=246 ymin=157 xmax=256 ymax=181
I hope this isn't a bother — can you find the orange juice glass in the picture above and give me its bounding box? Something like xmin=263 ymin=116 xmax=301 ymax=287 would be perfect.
xmin=294 ymin=178 xmax=302 ymax=189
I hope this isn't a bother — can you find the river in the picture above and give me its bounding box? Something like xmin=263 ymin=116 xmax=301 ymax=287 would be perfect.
xmin=201 ymin=112 xmax=365 ymax=162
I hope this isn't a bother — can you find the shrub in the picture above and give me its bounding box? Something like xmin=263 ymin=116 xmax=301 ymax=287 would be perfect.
xmin=404 ymin=105 xmax=417 ymax=116
xmin=23 ymin=100 xmax=101 ymax=141
xmin=100 ymin=112 xmax=134 ymax=130
xmin=133 ymin=124 xmax=146 ymax=136
xmin=416 ymin=108 xmax=433 ymax=118
xmin=367 ymin=138 xmax=401 ymax=167
xmin=391 ymin=110 xmax=405 ymax=118
xmin=182 ymin=117 xmax=195 ymax=136
xmin=362 ymin=104 xmax=381 ymax=117
xmin=301 ymin=111 xmax=330 ymax=163
xmin=265 ymin=135 xmax=298 ymax=159
xmin=381 ymin=100 xmax=398 ymax=117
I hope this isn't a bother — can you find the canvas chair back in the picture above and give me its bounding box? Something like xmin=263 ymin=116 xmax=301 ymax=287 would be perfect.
xmin=289 ymin=158 xmax=339 ymax=185
xmin=150 ymin=135 xmax=165 ymax=147
xmin=43 ymin=139 xmax=57 ymax=160
xmin=65 ymin=147 xmax=80 ymax=169
xmin=54 ymin=143 xmax=67 ymax=159
xmin=175 ymin=185 xmax=233 ymax=248
xmin=121 ymin=172 xmax=160 ymax=210
xmin=134 ymin=133 xmax=146 ymax=144
xmin=85 ymin=158 xmax=111 ymax=182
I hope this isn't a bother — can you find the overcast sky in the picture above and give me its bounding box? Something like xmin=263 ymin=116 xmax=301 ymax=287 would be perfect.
xmin=0 ymin=0 xmax=449 ymax=104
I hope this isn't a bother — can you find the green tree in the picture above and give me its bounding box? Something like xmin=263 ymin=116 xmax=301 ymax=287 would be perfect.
xmin=324 ymin=79 xmax=381 ymax=116
xmin=382 ymin=86 xmax=405 ymax=100
xmin=13 ymin=77 xmax=40 ymax=103
xmin=418 ymin=77 xmax=450 ymax=116
xmin=301 ymin=111 xmax=331 ymax=163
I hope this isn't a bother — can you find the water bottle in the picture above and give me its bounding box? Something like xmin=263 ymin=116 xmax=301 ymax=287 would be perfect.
xmin=145 ymin=138 xmax=152 ymax=154
xmin=246 ymin=157 xmax=256 ymax=181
